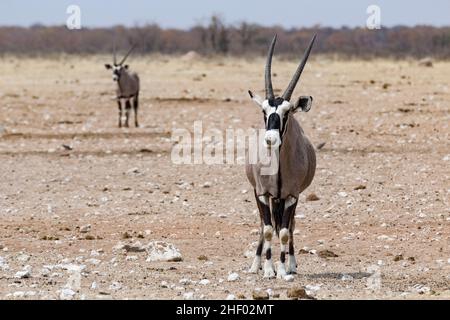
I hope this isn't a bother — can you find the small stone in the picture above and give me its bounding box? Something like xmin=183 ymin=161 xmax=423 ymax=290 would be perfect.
xmin=60 ymin=288 xmax=76 ymax=300
xmin=318 ymin=250 xmax=339 ymax=258
xmin=179 ymin=278 xmax=192 ymax=285
xmin=197 ymin=255 xmax=208 ymax=261
xmin=183 ymin=292 xmax=194 ymax=300
xmin=306 ymin=193 xmax=320 ymax=201
xmin=287 ymin=287 xmax=314 ymax=300
xmin=109 ymin=282 xmax=122 ymax=291
xmin=79 ymin=224 xmax=91 ymax=233
xmin=122 ymin=232 xmax=132 ymax=239
xmin=338 ymin=192 xmax=348 ymax=198
xmin=123 ymin=242 xmax=146 ymax=253
xmin=252 ymin=290 xmax=269 ymax=300
xmin=90 ymin=282 xmax=98 ymax=290
xmin=146 ymin=241 xmax=182 ymax=262
xmin=393 ymin=254 xmax=404 ymax=262
xmin=227 ymin=272 xmax=239 ymax=282
xmin=354 ymin=185 xmax=366 ymax=190
xmin=226 ymin=294 xmax=236 ymax=300
xmin=199 ymin=279 xmax=210 ymax=285
xmin=17 ymin=253 xmax=31 ymax=263
xmin=202 ymin=182 xmax=212 ymax=188
xmin=284 ymin=275 xmax=295 ymax=282
xmin=341 ymin=274 xmax=353 ymax=281
xmin=15 ymin=270 xmax=31 ymax=279
xmin=86 ymin=258 xmax=101 ymax=265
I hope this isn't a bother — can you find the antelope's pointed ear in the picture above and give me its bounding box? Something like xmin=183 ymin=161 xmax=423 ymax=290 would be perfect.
xmin=105 ymin=64 xmax=112 ymax=70
xmin=293 ymin=96 xmax=313 ymax=113
xmin=248 ymin=90 xmax=263 ymax=107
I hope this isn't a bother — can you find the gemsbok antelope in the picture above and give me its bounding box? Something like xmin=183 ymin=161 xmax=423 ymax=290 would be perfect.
xmin=246 ymin=34 xmax=317 ymax=278
xmin=105 ymin=44 xmax=140 ymax=128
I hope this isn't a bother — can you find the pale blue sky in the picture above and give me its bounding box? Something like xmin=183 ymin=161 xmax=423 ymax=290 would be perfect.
xmin=0 ymin=0 xmax=449 ymax=28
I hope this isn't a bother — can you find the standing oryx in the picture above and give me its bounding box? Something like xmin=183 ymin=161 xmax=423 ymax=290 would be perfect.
xmin=105 ymin=44 xmax=140 ymax=128
xmin=246 ymin=34 xmax=317 ymax=278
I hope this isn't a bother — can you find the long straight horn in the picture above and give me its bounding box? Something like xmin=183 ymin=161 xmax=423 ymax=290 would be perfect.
xmin=282 ymin=34 xmax=317 ymax=101
xmin=119 ymin=44 xmax=136 ymax=66
xmin=265 ymin=35 xmax=277 ymax=100
xmin=113 ymin=41 xmax=117 ymax=65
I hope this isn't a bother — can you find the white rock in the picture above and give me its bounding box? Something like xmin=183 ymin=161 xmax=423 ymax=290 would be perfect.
xmin=377 ymin=235 xmax=394 ymax=241
xmin=227 ymin=272 xmax=239 ymax=282
xmin=109 ymin=282 xmax=122 ymax=291
xmin=90 ymin=282 xmax=98 ymax=290
xmin=338 ymin=192 xmax=348 ymax=197
xmin=13 ymin=291 xmax=25 ymax=298
xmin=183 ymin=292 xmax=194 ymax=300
xmin=0 ymin=256 xmax=9 ymax=270
xmin=126 ymin=255 xmax=138 ymax=261
xmin=86 ymin=258 xmax=101 ymax=265
xmin=305 ymin=284 xmax=321 ymax=292
xmin=79 ymin=224 xmax=91 ymax=233
xmin=341 ymin=274 xmax=354 ymax=281
xmin=17 ymin=253 xmax=30 ymax=263
xmin=146 ymin=241 xmax=182 ymax=262
xmin=179 ymin=278 xmax=192 ymax=285
xmin=226 ymin=294 xmax=236 ymax=300
xmin=284 ymin=275 xmax=295 ymax=282
xmin=60 ymin=288 xmax=76 ymax=300
xmin=199 ymin=279 xmax=210 ymax=285
xmin=15 ymin=270 xmax=31 ymax=279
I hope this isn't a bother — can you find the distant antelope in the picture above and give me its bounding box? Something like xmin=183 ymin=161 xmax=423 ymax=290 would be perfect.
xmin=105 ymin=44 xmax=140 ymax=127
xmin=246 ymin=35 xmax=317 ymax=278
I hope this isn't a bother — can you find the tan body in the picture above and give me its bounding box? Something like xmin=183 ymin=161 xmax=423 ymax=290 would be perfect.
xmin=246 ymin=115 xmax=316 ymax=199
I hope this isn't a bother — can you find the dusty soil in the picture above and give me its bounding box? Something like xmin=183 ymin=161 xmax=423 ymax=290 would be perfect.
xmin=0 ymin=55 xmax=449 ymax=300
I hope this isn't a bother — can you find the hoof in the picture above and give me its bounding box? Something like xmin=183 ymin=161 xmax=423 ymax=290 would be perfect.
xmin=276 ymin=261 xmax=287 ymax=279
xmin=263 ymin=260 xmax=276 ymax=279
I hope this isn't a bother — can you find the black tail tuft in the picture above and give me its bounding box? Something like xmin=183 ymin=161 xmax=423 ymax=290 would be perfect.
xmin=271 ymin=198 xmax=285 ymax=236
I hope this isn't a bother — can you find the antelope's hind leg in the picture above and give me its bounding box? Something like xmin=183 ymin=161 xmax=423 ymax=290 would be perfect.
xmin=133 ymin=94 xmax=139 ymax=127
xmin=117 ymin=99 xmax=123 ymax=128
xmin=277 ymin=196 xmax=298 ymax=278
xmin=287 ymin=222 xmax=297 ymax=274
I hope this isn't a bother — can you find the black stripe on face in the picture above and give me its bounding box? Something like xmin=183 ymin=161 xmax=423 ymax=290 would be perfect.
xmin=267 ymin=113 xmax=281 ymax=131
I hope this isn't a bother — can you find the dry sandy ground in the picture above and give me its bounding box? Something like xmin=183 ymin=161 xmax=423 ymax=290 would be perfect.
xmin=0 ymin=55 xmax=449 ymax=300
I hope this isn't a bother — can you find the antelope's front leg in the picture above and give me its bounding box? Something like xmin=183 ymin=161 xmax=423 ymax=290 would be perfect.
xmin=117 ymin=99 xmax=122 ymax=128
xmin=277 ymin=196 xmax=298 ymax=279
xmin=257 ymin=195 xmax=275 ymax=278
xmin=124 ymin=100 xmax=132 ymax=128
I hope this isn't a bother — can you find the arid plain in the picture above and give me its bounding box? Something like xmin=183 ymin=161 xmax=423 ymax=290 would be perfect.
xmin=0 ymin=55 xmax=449 ymax=299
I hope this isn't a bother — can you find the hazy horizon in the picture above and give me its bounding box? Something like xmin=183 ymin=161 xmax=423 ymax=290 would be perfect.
xmin=0 ymin=0 xmax=449 ymax=29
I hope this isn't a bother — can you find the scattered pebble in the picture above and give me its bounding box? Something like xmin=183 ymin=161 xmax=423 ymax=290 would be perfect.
xmin=318 ymin=250 xmax=339 ymax=258
xmin=227 ymin=272 xmax=239 ymax=282
xmin=287 ymin=287 xmax=314 ymax=300
xmin=199 ymin=279 xmax=210 ymax=285
xmin=284 ymin=275 xmax=295 ymax=282
xmin=252 ymin=290 xmax=269 ymax=300
xmin=79 ymin=224 xmax=91 ymax=233
xmin=341 ymin=274 xmax=354 ymax=281
xmin=146 ymin=241 xmax=182 ymax=262
xmin=306 ymin=193 xmax=320 ymax=201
